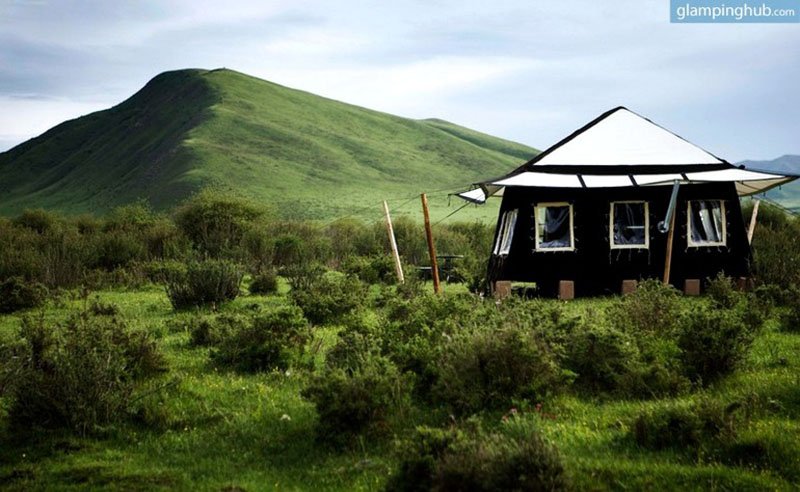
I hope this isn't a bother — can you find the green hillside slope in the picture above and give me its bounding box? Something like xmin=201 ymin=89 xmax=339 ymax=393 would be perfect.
xmin=0 ymin=69 xmax=538 ymax=221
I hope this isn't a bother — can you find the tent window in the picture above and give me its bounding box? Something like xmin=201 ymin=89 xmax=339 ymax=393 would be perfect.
xmin=610 ymin=201 xmax=649 ymax=249
xmin=687 ymin=200 xmax=726 ymax=247
xmin=534 ymin=202 xmax=574 ymax=251
xmin=493 ymin=209 xmax=518 ymax=256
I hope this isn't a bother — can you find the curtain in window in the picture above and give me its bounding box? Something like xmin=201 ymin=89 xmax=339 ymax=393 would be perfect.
xmin=613 ymin=202 xmax=646 ymax=245
xmin=690 ymin=200 xmax=723 ymax=244
xmin=493 ymin=209 xmax=518 ymax=255
xmin=538 ymin=206 xmax=571 ymax=248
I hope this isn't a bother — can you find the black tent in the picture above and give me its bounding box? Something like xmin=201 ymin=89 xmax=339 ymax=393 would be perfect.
xmin=459 ymin=107 xmax=798 ymax=297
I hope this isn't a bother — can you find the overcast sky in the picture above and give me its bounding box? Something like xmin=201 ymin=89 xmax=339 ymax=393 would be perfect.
xmin=1 ymin=0 xmax=798 ymax=161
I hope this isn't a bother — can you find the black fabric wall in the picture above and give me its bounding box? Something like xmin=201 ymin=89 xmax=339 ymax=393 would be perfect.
xmin=487 ymin=183 xmax=751 ymax=297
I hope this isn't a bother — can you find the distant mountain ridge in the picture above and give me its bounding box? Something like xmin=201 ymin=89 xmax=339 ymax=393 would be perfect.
xmin=739 ymin=155 xmax=800 ymax=175
xmin=0 ymin=68 xmax=538 ymax=221
xmin=738 ymin=155 xmax=800 ymax=210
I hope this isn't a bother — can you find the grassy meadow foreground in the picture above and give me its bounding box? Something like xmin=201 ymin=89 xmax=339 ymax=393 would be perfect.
xmin=1 ymin=195 xmax=800 ymax=490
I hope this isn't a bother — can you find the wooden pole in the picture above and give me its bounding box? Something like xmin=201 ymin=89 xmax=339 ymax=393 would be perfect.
xmin=382 ymin=200 xmax=404 ymax=284
xmin=747 ymin=199 xmax=761 ymax=244
xmin=662 ymin=204 xmax=677 ymax=286
xmin=421 ymin=193 xmax=441 ymax=294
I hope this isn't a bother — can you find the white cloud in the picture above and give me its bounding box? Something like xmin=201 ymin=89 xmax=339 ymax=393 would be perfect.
xmin=0 ymin=0 xmax=798 ymax=159
xmin=0 ymin=96 xmax=109 ymax=150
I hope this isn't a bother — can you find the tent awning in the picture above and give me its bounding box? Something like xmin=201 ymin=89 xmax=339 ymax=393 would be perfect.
xmin=457 ymin=167 xmax=796 ymax=204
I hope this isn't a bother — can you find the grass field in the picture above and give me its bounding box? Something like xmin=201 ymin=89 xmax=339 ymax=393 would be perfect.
xmin=1 ymin=282 xmax=798 ymax=491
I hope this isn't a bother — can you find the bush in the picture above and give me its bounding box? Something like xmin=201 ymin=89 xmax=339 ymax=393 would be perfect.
xmin=325 ymin=318 xmax=383 ymax=372
xmin=248 ymin=269 xmax=279 ymax=295
xmin=0 ymin=276 xmax=48 ymax=314
xmin=164 ymin=259 xmax=243 ymax=309
xmin=289 ymin=271 xmax=366 ymax=325
xmin=12 ymin=208 xmax=58 ymax=233
xmin=779 ymin=286 xmax=800 ymax=332
xmin=0 ymin=310 xmax=166 ymax=435
xmin=387 ymin=424 xmax=568 ymax=492
xmin=92 ymin=231 xmax=147 ymax=270
xmin=678 ymin=307 xmax=755 ymax=384
xmin=432 ymin=323 xmax=563 ymax=414
xmin=211 ymin=305 xmax=308 ymax=372
xmin=379 ymin=293 xmax=499 ymax=400
xmin=302 ymin=353 xmax=411 ymax=446
xmin=608 ymin=279 xmax=682 ymax=335
xmin=563 ymin=320 xmax=641 ymax=395
xmin=175 ymin=189 xmax=269 ymax=257
xmin=748 ymin=203 xmax=800 ymax=289
xmin=705 ymin=273 xmax=742 ymax=309
xmin=187 ymin=313 xmax=249 ymax=347
xmin=632 ymin=399 xmax=739 ymax=451
xmin=89 ymin=298 xmax=121 ymax=317
xmin=340 ymin=255 xmax=397 ymax=284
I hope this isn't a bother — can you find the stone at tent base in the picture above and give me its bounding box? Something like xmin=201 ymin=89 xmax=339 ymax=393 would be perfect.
xmin=684 ymin=279 xmax=701 ymax=296
xmin=494 ymin=281 xmax=512 ymax=300
xmin=559 ymin=280 xmax=575 ymax=300
xmin=621 ymin=280 xmax=638 ymax=295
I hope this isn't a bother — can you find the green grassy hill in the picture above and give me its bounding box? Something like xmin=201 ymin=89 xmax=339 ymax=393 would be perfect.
xmin=0 ymin=69 xmax=538 ymax=221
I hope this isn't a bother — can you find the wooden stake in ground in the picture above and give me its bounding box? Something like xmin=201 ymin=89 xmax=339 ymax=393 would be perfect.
xmin=382 ymin=200 xmax=404 ymax=284
xmin=421 ymin=193 xmax=441 ymax=294
xmin=747 ymin=199 xmax=761 ymax=244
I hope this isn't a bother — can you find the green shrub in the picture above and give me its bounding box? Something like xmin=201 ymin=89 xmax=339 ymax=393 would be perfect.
xmin=188 ymin=313 xmax=249 ymax=347
xmin=748 ymin=204 xmax=800 ymax=289
xmin=302 ymin=353 xmax=411 ymax=446
xmin=326 ymin=218 xmax=382 ymax=264
xmin=0 ymin=277 xmax=48 ymax=314
xmin=563 ymin=320 xmax=641 ymax=395
xmin=379 ymin=293 xmax=497 ymax=400
xmin=608 ymin=279 xmax=682 ymax=335
xmin=211 ymin=305 xmax=308 ymax=372
xmin=325 ymin=319 xmax=383 ymax=372
xmin=778 ymin=286 xmax=800 ymax=332
xmin=433 ymin=323 xmax=563 ymax=414
xmin=164 ymin=259 xmax=243 ymax=310
xmin=1 ymin=310 xmax=166 ymax=435
xmin=340 ymin=255 xmax=397 ymax=284
xmin=289 ymin=271 xmax=366 ymax=325
xmin=387 ymin=424 xmax=568 ymax=492
xmin=739 ymin=289 xmax=772 ymax=332
xmin=678 ymin=307 xmax=755 ymax=384
xmin=632 ymin=399 xmax=739 ymax=451
xmin=175 ymin=189 xmax=269 ymax=257
xmin=88 ymin=298 xmax=121 ymax=317
xmin=92 ymin=231 xmax=147 ymax=270
xmin=12 ymin=208 xmax=58 ymax=233
xmin=248 ymin=269 xmax=279 ymax=295
xmin=705 ymin=273 xmax=742 ymax=309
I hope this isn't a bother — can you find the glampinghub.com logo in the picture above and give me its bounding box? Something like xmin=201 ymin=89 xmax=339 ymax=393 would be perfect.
xmin=671 ymin=0 xmax=799 ymax=22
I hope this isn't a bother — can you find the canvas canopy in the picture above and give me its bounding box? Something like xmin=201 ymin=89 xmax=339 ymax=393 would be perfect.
xmin=458 ymin=107 xmax=797 ymax=204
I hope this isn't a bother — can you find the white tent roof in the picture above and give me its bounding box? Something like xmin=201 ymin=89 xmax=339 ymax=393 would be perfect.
xmin=456 ymin=107 xmax=797 ymax=203
xmin=534 ymin=108 xmax=724 ymax=167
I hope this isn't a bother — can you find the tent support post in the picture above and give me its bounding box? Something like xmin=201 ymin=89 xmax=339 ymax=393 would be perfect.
xmin=663 ymin=210 xmax=677 ymax=286
xmin=382 ymin=200 xmax=404 ymax=284
xmin=747 ymin=199 xmax=760 ymax=244
xmin=661 ymin=180 xmax=681 ymax=286
xmin=421 ymin=193 xmax=441 ymax=294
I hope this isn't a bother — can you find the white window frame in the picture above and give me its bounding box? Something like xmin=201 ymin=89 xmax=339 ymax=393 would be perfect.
xmin=493 ymin=209 xmax=518 ymax=256
xmin=687 ymin=200 xmax=727 ymax=247
xmin=609 ymin=201 xmax=649 ymax=250
xmin=534 ymin=202 xmax=575 ymax=252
